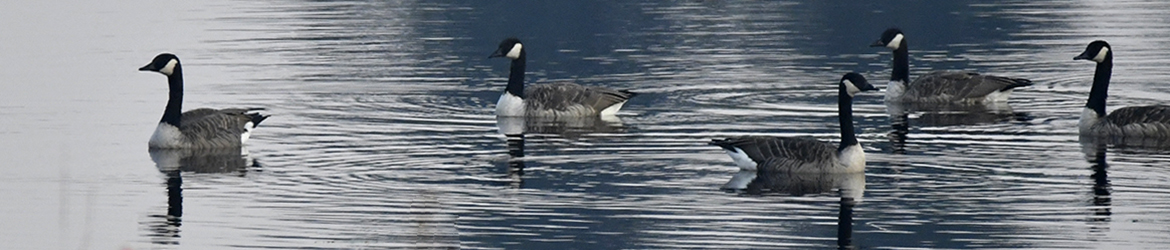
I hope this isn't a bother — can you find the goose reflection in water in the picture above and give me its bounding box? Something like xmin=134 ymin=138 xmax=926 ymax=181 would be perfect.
xmin=1078 ymin=136 xmax=1170 ymax=237
xmin=723 ymin=171 xmax=865 ymax=249
xmin=1079 ymin=137 xmax=1112 ymax=236
xmin=495 ymin=116 xmax=627 ymax=188
xmin=496 ymin=115 xmax=627 ymax=139
xmin=887 ymin=102 xmax=1031 ymax=154
xmin=143 ymin=148 xmax=258 ymax=246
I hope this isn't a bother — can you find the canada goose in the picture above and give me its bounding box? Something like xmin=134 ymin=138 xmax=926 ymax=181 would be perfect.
xmin=1074 ymin=40 xmax=1170 ymax=137
xmin=710 ymin=73 xmax=879 ymax=173
xmin=870 ymin=28 xmax=1032 ymax=103
xmin=489 ymin=38 xmax=637 ymax=117
xmin=139 ymin=53 xmax=269 ymax=149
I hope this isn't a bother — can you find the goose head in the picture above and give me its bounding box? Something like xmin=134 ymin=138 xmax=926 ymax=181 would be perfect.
xmin=139 ymin=53 xmax=181 ymax=76
xmin=841 ymin=72 xmax=880 ymax=97
xmin=870 ymin=28 xmax=905 ymax=50
xmin=489 ymin=38 xmax=525 ymax=60
xmin=1074 ymin=40 xmax=1112 ymax=63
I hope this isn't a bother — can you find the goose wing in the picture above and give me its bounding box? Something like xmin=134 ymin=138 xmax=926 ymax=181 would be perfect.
xmin=710 ymin=136 xmax=837 ymax=171
xmin=524 ymin=82 xmax=636 ymax=113
xmin=181 ymin=108 xmax=265 ymax=128
xmin=1106 ymin=105 xmax=1170 ymax=126
xmin=180 ymin=109 xmax=269 ymax=148
xmin=911 ymin=71 xmax=1032 ymax=100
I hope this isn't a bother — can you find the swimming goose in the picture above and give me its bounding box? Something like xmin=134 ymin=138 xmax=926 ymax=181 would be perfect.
xmin=710 ymin=73 xmax=879 ymax=174
xmin=489 ymin=38 xmax=637 ymax=117
xmin=139 ymin=53 xmax=269 ymax=149
xmin=870 ymin=28 xmax=1032 ymax=103
xmin=1074 ymin=40 xmax=1170 ymax=137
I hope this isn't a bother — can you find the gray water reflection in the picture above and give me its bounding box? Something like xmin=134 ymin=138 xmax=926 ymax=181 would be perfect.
xmin=157 ymin=0 xmax=1170 ymax=248
xmin=724 ymin=171 xmax=865 ymax=249
xmin=144 ymin=148 xmax=258 ymax=246
xmin=6 ymin=0 xmax=1170 ymax=249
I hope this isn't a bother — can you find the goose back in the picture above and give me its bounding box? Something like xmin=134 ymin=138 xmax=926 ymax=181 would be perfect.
xmin=1085 ymin=105 xmax=1170 ymax=137
xmin=523 ymin=82 xmax=637 ymax=117
xmin=710 ymin=136 xmax=841 ymax=173
xmin=905 ymin=71 xmax=1032 ymax=103
xmin=150 ymin=108 xmax=268 ymax=149
xmin=182 ymin=109 xmax=267 ymax=148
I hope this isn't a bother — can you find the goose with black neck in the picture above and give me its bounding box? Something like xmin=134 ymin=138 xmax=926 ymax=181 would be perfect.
xmin=139 ymin=53 xmax=269 ymax=149
xmin=870 ymin=28 xmax=1033 ymax=104
xmin=1074 ymin=40 xmax=1170 ymax=137
xmin=489 ymin=38 xmax=637 ymax=118
xmin=710 ymin=73 xmax=879 ymax=174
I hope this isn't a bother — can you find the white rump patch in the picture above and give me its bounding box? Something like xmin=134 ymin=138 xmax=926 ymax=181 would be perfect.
xmin=724 ymin=147 xmax=758 ymax=171
xmin=496 ymin=92 xmax=526 ymax=116
xmin=886 ymin=33 xmax=904 ymax=50
xmin=506 ymin=43 xmax=523 ymax=59
xmin=599 ymin=101 xmax=627 ymax=116
xmin=160 ymin=59 xmax=178 ymax=76
xmin=149 ymin=122 xmax=185 ymax=148
xmin=982 ymin=89 xmax=1013 ymax=103
xmin=1093 ymin=46 xmax=1110 ymax=63
xmin=241 ymin=121 xmax=255 ymax=144
xmin=843 ymin=79 xmax=861 ymax=97
xmin=836 ymin=143 xmax=866 ymax=173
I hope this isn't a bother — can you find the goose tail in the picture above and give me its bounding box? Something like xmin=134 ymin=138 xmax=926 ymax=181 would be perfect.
xmin=708 ymin=138 xmax=737 ymax=151
xmin=619 ymin=90 xmax=639 ymax=99
xmin=1001 ymin=78 xmax=1033 ymax=91
xmin=247 ymin=112 xmax=270 ymax=127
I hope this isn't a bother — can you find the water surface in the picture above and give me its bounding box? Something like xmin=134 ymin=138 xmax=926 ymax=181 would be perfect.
xmin=3 ymin=0 xmax=1170 ymax=249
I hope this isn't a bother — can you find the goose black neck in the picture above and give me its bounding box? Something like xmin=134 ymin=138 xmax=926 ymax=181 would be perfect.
xmin=161 ymin=65 xmax=184 ymax=127
xmin=1086 ymin=60 xmax=1112 ymax=117
xmin=891 ymin=45 xmax=910 ymax=84
xmin=838 ymin=87 xmax=858 ymax=151
xmin=505 ymin=52 xmax=526 ymax=97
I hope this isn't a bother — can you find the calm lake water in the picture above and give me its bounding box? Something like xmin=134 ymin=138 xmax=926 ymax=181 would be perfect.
xmin=3 ymin=0 xmax=1170 ymax=249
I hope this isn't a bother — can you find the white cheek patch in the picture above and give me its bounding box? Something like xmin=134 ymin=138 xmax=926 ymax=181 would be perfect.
xmin=159 ymin=59 xmax=178 ymax=76
xmin=844 ymin=79 xmax=861 ymax=96
xmin=506 ymin=43 xmax=523 ymax=59
xmin=1093 ymin=47 xmax=1109 ymax=63
xmin=886 ymin=33 xmax=903 ymax=50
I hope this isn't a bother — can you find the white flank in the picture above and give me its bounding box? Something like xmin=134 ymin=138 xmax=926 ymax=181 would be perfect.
xmin=599 ymin=101 xmax=627 ymax=116
xmin=843 ymin=79 xmax=861 ymax=96
xmin=886 ymin=33 xmax=904 ymax=50
xmin=160 ymin=59 xmax=178 ymax=76
xmin=241 ymin=121 xmax=255 ymax=144
xmin=1093 ymin=46 xmax=1110 ymax=63
xmin=885 ymin=80 xmax=907 ymax=101
xmin=724 ymin=147 xmax=758 ymax=171
xmin=506 ymin=43 xmax=523 ymax=59
xmin=982 ymin=89 xmax=1012 ymax=103
xmin=149 ymin=122 xmax=185 ymax=148
xmin=836 ymin=143 xmax=866 ymax=173
xmin=1079 ymin=107 xmax=1101 ymax=133
xmin=496 ymin=92 xmax=526 ymax=116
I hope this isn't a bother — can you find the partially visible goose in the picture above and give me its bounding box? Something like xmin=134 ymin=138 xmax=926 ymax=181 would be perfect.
xmin=870 ymin=28 xmax=1033 ymax=103
xmin=489 ymin=38 xmax=637 ymax=117
xmin=1074 ymin=40 xmax=1170 ymax=137
xmin=710 ymin=73 xmax=879 ymax=174
xmin=139 ymin=53 xmax=269 ymax=149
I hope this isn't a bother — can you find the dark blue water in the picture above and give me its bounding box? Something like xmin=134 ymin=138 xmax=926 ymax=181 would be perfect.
xmin=3 ymin=0 xmax=1170 ymax=249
